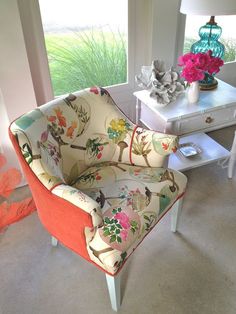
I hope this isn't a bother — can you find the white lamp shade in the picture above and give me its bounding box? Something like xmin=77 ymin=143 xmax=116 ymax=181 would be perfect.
xmin=180 ymin=0 xmax=236 ymax=16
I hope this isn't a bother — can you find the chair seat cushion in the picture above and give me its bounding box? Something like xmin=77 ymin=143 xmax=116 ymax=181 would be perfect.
xmin=72 ymin=162 xmax=187 ymax=275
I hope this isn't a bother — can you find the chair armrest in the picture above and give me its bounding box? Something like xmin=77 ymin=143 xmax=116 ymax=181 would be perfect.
xmin=52 ymin=184 xmax=103 ymax=228
xmin=130 ymin=126 xmax=178 ymax=168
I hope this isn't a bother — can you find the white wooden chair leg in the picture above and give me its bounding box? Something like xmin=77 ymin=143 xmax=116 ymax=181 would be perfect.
xmin=171 ymin=197 xmax=183 ymax=232
xmin=105 ymin=273 xmax=121 ymax=312
xmin=51 ymin=236 xmax=58 ymax=247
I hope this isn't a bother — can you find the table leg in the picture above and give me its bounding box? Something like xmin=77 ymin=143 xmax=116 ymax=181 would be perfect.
xmin=228 ymin=130 xmax=236 ymax=179
xmin=136 ymin=98 xmax=141 ymax=125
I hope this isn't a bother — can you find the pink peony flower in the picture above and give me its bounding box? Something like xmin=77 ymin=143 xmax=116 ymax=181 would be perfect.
xmin=178 ymin=50 xmax=224 ymax=83
xmin=181 ymin=65 xmax=205 ymax=83
xmin=207 ymin=57 xmax=224 ymax=75
xmin=178 ymin=52 xmax=196 ymax=66
xmin=194 ymin=52 xmax=210 ymax=70
xmin=114 ymin=212 xmax=130 ymax=229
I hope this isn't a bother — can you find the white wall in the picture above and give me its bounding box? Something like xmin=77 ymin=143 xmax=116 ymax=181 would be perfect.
xmin=18 ymin=0 xmax=54 ymax=105
xmin=151 ymin=0 xmax=182 ymax=67
xmin=0 ymin=0 xmax=37 ymax=170
xmin=111 ymin=0 xmax=153 ymax=121
xmin=217 ymin=63 xmax=236 ymax=87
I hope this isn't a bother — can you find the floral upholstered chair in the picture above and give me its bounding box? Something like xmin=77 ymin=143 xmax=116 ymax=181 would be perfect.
xmin=9 ymin=87 xmax=187 ymax=311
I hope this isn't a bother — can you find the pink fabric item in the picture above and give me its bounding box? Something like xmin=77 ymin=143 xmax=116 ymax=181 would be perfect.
xmin=0 ymin=153 xmax=36 ymax=232
xmin=0 ymin=168 xmax=22 ymax=198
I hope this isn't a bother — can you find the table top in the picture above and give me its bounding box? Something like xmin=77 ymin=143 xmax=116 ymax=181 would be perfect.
xmin=134 ymin=79 xmax=236 ymax=122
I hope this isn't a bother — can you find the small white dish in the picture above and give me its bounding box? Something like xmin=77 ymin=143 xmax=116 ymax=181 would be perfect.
xmin=178 ymin=142 xmax=202 ymax=157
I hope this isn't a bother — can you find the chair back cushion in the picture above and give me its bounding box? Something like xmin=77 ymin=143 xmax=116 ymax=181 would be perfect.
xmin=10 ymin=87 xmax=178 ymax=190
xmin=10 ymin=88 xmax=133 ymax=187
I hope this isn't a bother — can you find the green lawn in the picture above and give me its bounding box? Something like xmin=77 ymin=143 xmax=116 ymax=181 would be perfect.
xmin=44 ymin=31 xmax=235 ymax=97
xmin=44 ymin=30 xmax=127 ymax=96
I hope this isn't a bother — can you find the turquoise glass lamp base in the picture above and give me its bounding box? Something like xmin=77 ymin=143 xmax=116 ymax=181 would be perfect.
xmin=191 ymin=16 xmax=225 ymax=59
xmin=190 ymin=16 xmax=225 ymax=90
xmin=199 ymin=74 xmax=218 ymax=90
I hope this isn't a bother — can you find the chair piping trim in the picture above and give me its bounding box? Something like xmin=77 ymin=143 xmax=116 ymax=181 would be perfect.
xmin=129 ymin=125 xmax=138 ymax=165
xmin=50 ymin=182 xmax=66 ymax=192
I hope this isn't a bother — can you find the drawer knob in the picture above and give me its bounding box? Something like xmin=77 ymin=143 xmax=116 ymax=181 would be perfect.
xmin=205 ymin=116 xmax=214 ymax=124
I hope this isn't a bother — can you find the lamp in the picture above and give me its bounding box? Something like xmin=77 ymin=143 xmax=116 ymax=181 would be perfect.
xmin=180 ymin=0 xmax=236 ymax=89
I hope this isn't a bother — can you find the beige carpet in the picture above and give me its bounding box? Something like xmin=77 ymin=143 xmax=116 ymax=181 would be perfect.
xmin=0 ymin=126 xmax=236 ymax=314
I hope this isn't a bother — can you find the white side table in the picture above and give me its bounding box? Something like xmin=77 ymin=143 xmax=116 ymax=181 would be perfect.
xmin=134 ymin=79 xmax=236 ymax=176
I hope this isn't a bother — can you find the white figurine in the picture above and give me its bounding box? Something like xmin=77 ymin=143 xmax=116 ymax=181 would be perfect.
xmin=135 ymin=60 xmax=185 ymax=105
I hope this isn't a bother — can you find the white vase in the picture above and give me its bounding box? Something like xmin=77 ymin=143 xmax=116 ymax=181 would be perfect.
xmin=187 ymin=81 xmax=199 ymax=104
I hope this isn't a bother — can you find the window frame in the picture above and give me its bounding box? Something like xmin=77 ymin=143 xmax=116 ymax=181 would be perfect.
xmin=18 ymin=0 xmax=153 ymax=120
xmin=17 ymin=0 xmax=236 ymax=109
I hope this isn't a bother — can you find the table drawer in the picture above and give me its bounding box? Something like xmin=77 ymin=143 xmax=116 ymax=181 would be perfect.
xmin=178 ymin=106 xmax=236 ymax=134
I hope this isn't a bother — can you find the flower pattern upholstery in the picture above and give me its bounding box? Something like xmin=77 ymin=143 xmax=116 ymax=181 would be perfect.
xmin=9 ymin=87 xmax=187 ymax=275
xmin=72 ymin=163 xmax=186 ymax=274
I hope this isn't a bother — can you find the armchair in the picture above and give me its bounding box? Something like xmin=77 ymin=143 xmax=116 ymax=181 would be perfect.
xmin=9 ymin=87 xmax=187 ymax=311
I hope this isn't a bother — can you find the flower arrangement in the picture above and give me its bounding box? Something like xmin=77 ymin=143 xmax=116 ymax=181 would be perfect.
xmin=178 ymin=50 xmax=224 ymax=83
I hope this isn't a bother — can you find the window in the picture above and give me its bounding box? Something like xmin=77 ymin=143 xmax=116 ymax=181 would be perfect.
xmin=38 ymin=0 xmax=128 ymax=96
xmin=17 ymin=0 xmax=152 ymax=121
xmin=183 ymin=15 xmax=236 ymax=63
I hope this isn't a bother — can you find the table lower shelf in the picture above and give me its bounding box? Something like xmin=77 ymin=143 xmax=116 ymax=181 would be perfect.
xmin=168 ymin=133 xmax=230 ymax=172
